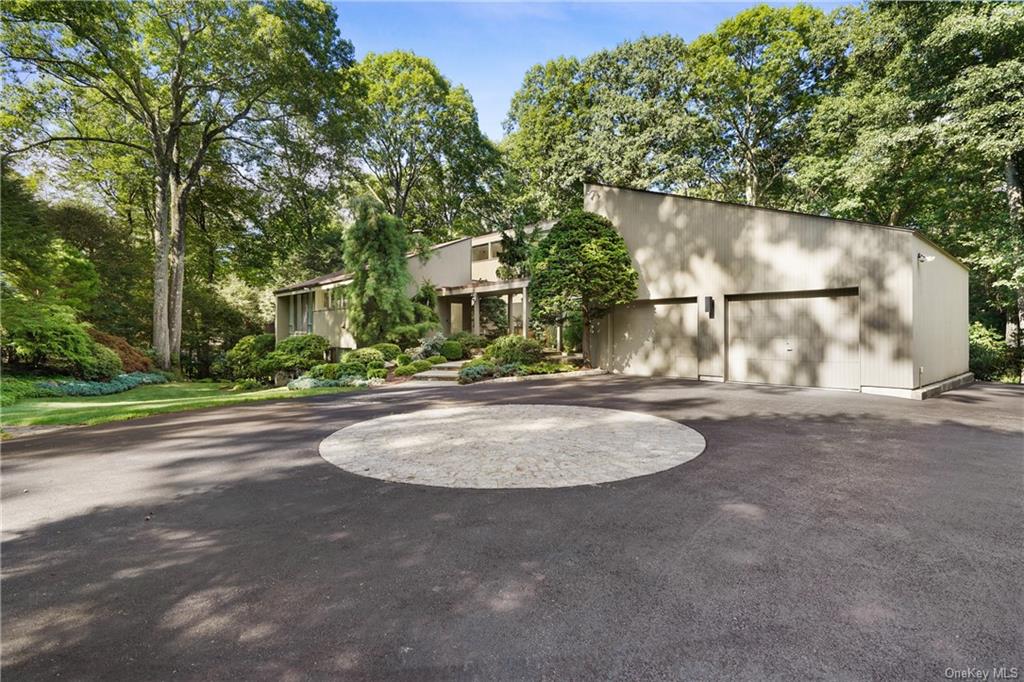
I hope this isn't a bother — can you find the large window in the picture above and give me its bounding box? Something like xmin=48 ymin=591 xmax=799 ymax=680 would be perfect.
xmin=288 ymin=292 xmax=314 ymax=334
xmin=471 ymin=244 xmax=490 ymax=262
xmin=488 ymin=241 xmax=503 ymax=259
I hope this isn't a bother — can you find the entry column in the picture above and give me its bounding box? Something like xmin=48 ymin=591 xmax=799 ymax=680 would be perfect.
xmin=521 ymin=285 xmax=529 ymax=338
xmin=472 ymin=292 xmax=481 ymax=336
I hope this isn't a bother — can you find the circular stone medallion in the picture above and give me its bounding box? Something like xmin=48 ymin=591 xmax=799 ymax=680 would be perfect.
xmin=319 ymin=404 xmax=705 ymax=489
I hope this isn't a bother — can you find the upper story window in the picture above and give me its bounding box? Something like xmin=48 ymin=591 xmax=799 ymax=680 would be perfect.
xmin=489 ymin=242 xmax=503 ymax=259
xmin=471 ymin=244 xmax=490 ymax=261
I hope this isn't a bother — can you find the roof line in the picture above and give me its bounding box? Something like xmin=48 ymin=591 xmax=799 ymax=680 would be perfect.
xmin=586 ymin=182 xmax=968 ymax=270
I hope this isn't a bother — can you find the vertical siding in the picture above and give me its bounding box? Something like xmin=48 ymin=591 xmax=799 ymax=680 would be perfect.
xmin=584 ymin=184 xmax=918 ymax=389
xmin=911 ymin=235 xmax=969 ymax=386
xmin=407 ymin=239 xmax=472 ymax=295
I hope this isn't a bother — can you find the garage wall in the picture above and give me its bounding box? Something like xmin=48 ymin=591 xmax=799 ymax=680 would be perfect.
xmin=911 ymin=234 xmax=970 ymax=386
xmin=598 ymin=299 xmax=698 ymax=378
xmin=585 ymin=183 xmax=918 ymax=389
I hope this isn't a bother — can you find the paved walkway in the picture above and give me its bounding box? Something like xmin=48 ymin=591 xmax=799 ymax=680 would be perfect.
xmin=319 ymin=404 xmax=705 ymax=488
xmin=2 ymin=378 xmax=1021 ymax=679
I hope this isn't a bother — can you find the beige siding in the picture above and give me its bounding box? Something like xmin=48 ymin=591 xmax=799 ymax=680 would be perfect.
xmin=407 ymin=239 xmax=472 ymax=295
xmin=585 ymin=184 xmax=919 ymax=389
xmin=911 ymin=235 xmax=969 ymax=386
xmin=601 ymin=299 xmax=699 ymax=378
xmin=727 ymin=291 xmax=860 ymax=389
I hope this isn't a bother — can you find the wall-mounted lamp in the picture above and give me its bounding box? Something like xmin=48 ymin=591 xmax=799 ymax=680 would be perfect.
xmin=917 ymin=253 xmax=935 ymax=263
xmin=704 ymin=296 xmax=715 ymax=319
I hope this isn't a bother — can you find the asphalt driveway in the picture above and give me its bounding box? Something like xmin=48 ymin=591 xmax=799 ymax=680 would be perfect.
xmin=2 ymin=377 xmax=1021 ymax=680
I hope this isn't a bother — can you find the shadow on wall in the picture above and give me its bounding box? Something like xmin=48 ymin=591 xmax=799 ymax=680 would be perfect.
xmin=590 ymin=188 xmax=914 ymax=388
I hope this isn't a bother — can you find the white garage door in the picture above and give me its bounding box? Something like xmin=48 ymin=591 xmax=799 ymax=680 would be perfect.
xmin=727 ymin=291 xmax=860 ymax=390
xmin=612 ymin=300 xmax=698 ymax=378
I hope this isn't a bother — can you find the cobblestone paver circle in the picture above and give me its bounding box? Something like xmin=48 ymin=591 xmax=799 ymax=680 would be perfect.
xmin=319 ymin=404 xmax=706 ymax=489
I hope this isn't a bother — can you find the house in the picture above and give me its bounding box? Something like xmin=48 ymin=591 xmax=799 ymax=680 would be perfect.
xmin=274 ymin=183 xmax=970 ymax=398
xmin=273 ymin=224 xmax=552 ymax=352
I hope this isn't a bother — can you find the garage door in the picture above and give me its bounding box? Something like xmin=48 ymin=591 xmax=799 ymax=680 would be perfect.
xmin=727 ymin=290 xmax=860 ymax=389
xmin=612 ymin=300 xmax=698 ymax=378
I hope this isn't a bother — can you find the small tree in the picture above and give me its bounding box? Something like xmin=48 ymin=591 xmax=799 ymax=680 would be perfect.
xmin=496 ymin=223 xmax=536 ymax=280
xmin=343 ymin=198 xmax=413 ymax=345
xmin=529 ymin=211 xmax=638 ymax=365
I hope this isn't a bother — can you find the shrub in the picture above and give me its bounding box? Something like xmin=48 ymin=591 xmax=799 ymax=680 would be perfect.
xmin=385 ymin=322 xmax=440 ymax=349
xmin=287 ymin=376 xmax=347 ymax=390
xmin=485 ymin=335 xmax=543 ymax=365
xmin=394 ymin=364 xmax=421 ymax=377
xmin=87 ymin=329 xmax=154 ymax=373
xmin=259 ymin=334 xmax=330 ymax=376
xmin=367 ymin=368 xmax=388 ymax=380
xmin=969 ymin=322 xmax=1016 ymax=381
xmin=1 ymin=299 xmax=123 ymax=379
xmin=226 ymin=333 xmax=275 ymax=379
xmin=449 ymin=331 xmax=487 ymax=353
xmin=33 ymin=371 xmax=168 ymax=397
xmin=440 ymin=340 xmax=463 ymax=361
xmin=0 ymin=376 xmax=49 ymax=406
xmin=343 ymin=347 xmax=385 ymax=365
xmin=371 ymin=343 xmax=401 ymax=361
xmin=395 ymin=353 xmax=411 ymax=366
xmin=420 ymin=332 xmax=448 ymax=358
xmin=411 ymin=359 xmax=433 ymax=372
xmin=458 ymin=362 xmax=498 ymax=384
xmin=427 ymin=355 xmax=447 ymax=365
xmin=497 ymin=363 xmax=527 ymax=377
xmin=522 ymin=361 xmax=575 ymax=375
xmin=367 ymin=359 xmax=385 ymax=369
xmin=309 ymin=362 xmax=365 ymax=380
xmin=79 ymin=345 xmax=125 ymax=381
xmin=233 ymin=378 xmax=263 ymax=391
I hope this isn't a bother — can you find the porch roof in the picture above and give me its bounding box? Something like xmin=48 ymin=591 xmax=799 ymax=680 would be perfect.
xmin=437 ymin=277 xmax=530 ymax=298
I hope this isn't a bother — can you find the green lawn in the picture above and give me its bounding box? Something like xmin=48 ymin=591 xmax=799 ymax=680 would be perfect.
xmin=2 ymin=381 xmax=360 ymax=427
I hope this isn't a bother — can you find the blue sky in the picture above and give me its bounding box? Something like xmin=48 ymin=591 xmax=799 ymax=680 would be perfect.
xmin=335 ymin=1 xmax=843 ymax=140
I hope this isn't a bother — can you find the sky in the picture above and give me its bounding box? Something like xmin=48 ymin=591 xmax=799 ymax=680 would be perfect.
xmin=335 ymin=1 xmax=843 ymax=140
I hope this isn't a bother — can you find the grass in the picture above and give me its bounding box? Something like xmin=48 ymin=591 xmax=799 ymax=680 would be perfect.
xmin=1 ymin=381 xmax=360 ymax=428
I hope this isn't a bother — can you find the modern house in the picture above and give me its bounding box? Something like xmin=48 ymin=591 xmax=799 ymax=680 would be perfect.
xmin=275 ymin=183 xmax=970 ymax=398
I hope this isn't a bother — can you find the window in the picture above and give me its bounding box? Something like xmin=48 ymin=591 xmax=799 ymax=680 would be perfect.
xmin=288 ymin=292 xmax=313 ymax=334
xmin=471 ymin=244 xmax=490 ymax=262
xmin=327 ymin=287 xmax=346 ymax=310
xmin=489 ymin=242 xmax=503 ymax=259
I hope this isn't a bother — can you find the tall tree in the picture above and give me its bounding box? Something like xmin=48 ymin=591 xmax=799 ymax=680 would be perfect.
xmin=2 ymin=0 xmax=356 ymax=368
xmin=353 ymin=50 xmax=495 ymax=239
xmin=342 ymin=197 xmax=413 ymax=346
xmin=687 ymin=4 xmax=839 ymax=205
xmin=504 ymin=37 xmax=700 ymax=216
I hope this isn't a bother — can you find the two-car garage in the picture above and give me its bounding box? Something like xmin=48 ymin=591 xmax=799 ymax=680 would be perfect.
xmin=604 ymin=290 xmax=861 ymax=390
xmin=586 ymin=183 xmax=969 ymax=397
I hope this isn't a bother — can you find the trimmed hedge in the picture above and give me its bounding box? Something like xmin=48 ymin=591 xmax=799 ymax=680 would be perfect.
xmin=440 ymin=340 xmax=463 ymax=361
xmin=411 ymin=359 xmax=433 ymax=372
xmin=343 ymin=347 xmax=385 ymax=365
xmin=309 ymin=362 xmax=365 ymax=380
xmin=485 ymin=335 xmax=543 ymax=365
xmin=371 ymin=343 xmax=401 ymax=361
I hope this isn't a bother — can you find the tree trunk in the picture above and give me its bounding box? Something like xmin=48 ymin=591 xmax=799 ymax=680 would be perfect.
xmin=151 ymin=174 xmax=172 ymax=370
xmin=1005 ymin=153 xmax=1024 ymax=382
xmin=168 ymin=177 xmax=188 ymax=369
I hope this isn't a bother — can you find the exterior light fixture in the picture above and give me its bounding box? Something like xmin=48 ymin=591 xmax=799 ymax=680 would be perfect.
xmin=917 ymin=253 xmax=935 ymax=263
